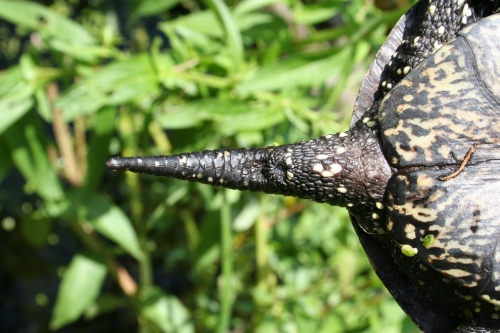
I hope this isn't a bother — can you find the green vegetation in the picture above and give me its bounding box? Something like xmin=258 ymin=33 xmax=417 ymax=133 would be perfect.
xmin=0 ymin=0 xmax=420 ymax=332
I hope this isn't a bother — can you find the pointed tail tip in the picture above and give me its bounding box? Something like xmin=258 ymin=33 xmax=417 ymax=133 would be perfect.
xmin=106 ymin=157 xmax=122 ymax=170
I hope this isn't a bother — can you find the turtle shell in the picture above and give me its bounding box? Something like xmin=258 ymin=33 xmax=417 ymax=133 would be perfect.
xmin=381 ymin=13 xmax=500 ymax=307
xmin=349 ymin=7 xmax=500 ymax=332
xmin=350 ymin=7 xmax=412 ymax=128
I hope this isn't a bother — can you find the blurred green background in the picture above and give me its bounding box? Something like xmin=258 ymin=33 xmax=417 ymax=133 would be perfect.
xmin=0 ymin=0 xmax=421 ymax=332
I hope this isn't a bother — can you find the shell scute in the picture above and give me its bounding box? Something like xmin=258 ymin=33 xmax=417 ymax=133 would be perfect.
xmin=386 ymin=163 xmax=500 ymax=304
xmin=380 ymin=15 xmax=500 ymax=169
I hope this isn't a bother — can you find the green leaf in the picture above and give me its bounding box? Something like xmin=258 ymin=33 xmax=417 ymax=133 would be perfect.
xmin=3 ymin=113 xmax=64 ymax=201
xmin=236 ymin=50 xmax=350 ymax=95
xmin=0 ymin=66 xmax=35 ymax=135
xmin=234 ymin=0 xmax=281 ymax=17
xmin=34 ymin=87 xmax=52 ymax=122
xmin=233 ymin=199 xmax=260 ymax=232
xmin=56 ymin=54 xmax=157 ymax=121
xmin=87 ymin=195 xmax=144 ymax=261
xmin=140 ymin=286 xmax=194 ymax=333
xmin=0 ymin=1 xmax=94 ymax=46
xmin=155 ymin=98 xmax=284 ymax=133
xmin=295 ymin=4 xmax=338 ymax=25
xmin=81 ymin=108 xmax=117 ymax=200
xmin=205 ymin=0 xmax=244 ymax=72
xmin=160 ymin=11 xmax=223 ymax=38
xmin=50 ymin=253 xmax=107 ymax=330
xmin=0 ymin=136 xmax=11 ymax=185
xmin=21 ymin=211 xmax=54 ymax=248
xmin=85 ymin=294 xmax=127 ymax=320
xmin=135 ymin=0 xmax=181 ymax=18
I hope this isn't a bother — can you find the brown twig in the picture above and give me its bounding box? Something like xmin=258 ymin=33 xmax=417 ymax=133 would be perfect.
xmin=47 ymin=83 xmax=83 ymax=186
xmin=74 ymin=115 xmax=87 ymax=178
xmin=440 ymin=144 xmax=477 ymax=181
xmin=68 ymin=220 xmax=138 ymax=296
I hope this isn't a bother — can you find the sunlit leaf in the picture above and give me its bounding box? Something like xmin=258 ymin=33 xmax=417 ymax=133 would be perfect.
xmin=0 ymin=1 xmax=94 ymax=46
xmin=236 ymin=49 xmax=350 ymax=95
xmin=140 ymin=287 xmax=194 ymax=333
xmin=56 ymin=54 xmax=157 ymax=121
xmin=3 ymin=114 xmax=64 ymax=201
xmin=87 ymin=195 xmax=144 ymax=261
xmin=0 ymin=66 xmax=35 ymax=135
xmin=50 ymin=253 xmax=107 ymax=330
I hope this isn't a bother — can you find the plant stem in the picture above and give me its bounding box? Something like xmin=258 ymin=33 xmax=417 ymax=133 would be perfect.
xmin=255 ymin=211 xmax=269 ymax=291
xmin=217 ymin=190 xmax=233 ymax=333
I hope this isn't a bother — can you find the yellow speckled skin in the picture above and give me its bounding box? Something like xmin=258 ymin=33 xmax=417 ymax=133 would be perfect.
xmin=380 ymin=14 xmax=500 ymax=168
xmin=381 ymin=14 xmax=500 ymax=307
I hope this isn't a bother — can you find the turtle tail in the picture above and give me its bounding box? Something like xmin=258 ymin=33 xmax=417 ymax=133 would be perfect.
xmin=106 ymin=147 xmax=276 ymax=193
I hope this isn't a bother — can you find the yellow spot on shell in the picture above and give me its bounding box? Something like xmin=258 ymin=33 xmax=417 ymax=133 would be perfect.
xmin=404 ymin=224 xmax=416 ymax=240
xmin=387 ymin=220 xmax=394 ymax=231
xmin=336 ymin=187 xmax=347 ymax=193
xmin=403 ymin=95 xmax=414 ymax=102
xmin=480 ymin=294 xmax=500 ymax=306
xmin=416 ymin=173 xmax=434 ymax=187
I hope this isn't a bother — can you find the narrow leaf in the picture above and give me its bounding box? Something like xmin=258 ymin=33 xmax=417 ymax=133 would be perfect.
xmin=135 ymin=0 xmax=181 ymax=18
xmin=50 ymin=253 xmax=107 ymax=330
xmin=87 ymin=195 xmax=144 ymax=261
xmin=140 ymin=287 xmax=194 ymax=333
xmin=56 ymin=54 xmax=157 ymax=121
xmin=3 ymin=114 xmax=64 ymax=201
xmin=0 ymin=66 xmax=35 ymax=135
xmin=205 ymin=0 xmax=243 ymax=71
xmin=0 ymin=1 xmax=94 ymax=46
xmin=236 ymin=50 xmax=349 ymax=94
xmin=81 ymin=108 xmax=117 ymax=200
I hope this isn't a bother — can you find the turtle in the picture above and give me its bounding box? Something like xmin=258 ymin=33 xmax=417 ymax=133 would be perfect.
xmin=107 ymin=1 xmax=500 ymax=332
